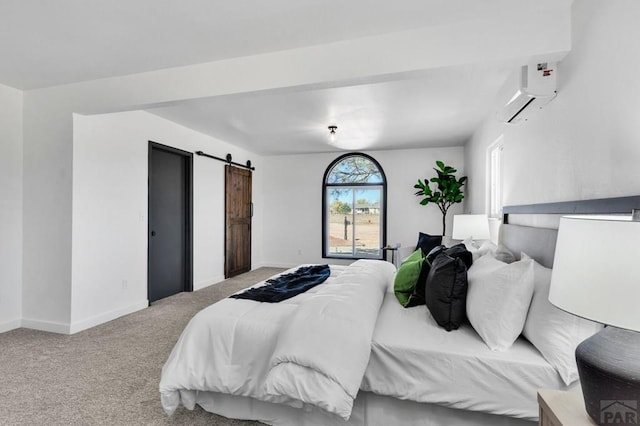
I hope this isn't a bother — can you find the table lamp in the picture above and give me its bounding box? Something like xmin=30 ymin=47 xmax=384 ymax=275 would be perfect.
xmin=452 ymin=214 xmax=490 ymax=241
xmin=549 ymin=214 xmax=640 ymax=424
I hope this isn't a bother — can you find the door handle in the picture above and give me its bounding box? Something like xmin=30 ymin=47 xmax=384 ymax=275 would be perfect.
xmin=151 ymin=231 xmax=156 ymax=237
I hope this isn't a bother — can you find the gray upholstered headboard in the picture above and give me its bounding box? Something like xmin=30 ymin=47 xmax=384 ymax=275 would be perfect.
xmin=500 ymin=224 xmax=558 ymax=268
xmin=499 ymin=195 xmax=640 ymax=269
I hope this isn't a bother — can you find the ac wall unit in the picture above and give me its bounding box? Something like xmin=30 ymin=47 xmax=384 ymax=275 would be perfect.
xmin=496 ymin=62 xmax=557 ymax=124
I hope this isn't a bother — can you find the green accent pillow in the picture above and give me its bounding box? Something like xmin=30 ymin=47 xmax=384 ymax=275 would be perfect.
xmin=394 ymin=248 xmax=425 ymax=307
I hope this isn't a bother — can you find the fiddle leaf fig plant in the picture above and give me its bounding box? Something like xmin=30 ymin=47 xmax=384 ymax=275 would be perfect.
xmin=414 ymin=160 xmax=467 ymax=236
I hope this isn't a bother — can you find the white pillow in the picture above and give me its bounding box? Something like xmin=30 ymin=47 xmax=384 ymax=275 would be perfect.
xmin=493 ymin=244 xmax=516 ymax=264
xmin=462 ymin=238 xmax=480 ymax=250
xmin=467 ymin=255 xmax=535 ymax=351
xmin=464 ymin=240 xmax=515 ymax=263
xmin=463 ymin=239 xmax=492 ymax=262
xmin=467 ymin=251 xmax=505 ymax=275
xmin=521 ymin=253 xmax=603 ymax=386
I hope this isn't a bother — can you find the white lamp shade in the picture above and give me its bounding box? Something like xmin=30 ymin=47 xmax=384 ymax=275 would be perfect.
xmin=452 ymin=214 xmax=490 ymax=240
xmin=549 ymin=215 xmax=640 ymax=332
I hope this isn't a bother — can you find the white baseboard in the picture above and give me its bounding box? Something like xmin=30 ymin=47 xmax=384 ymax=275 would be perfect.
xmin=68 ymin=300 xmax=149 ymax=334
xmin=0 ymin=318 xmax=22 ymax=334
xmin=21 ymin=318 xmax=72 ymax=334
xmin=194 ymin=275 xmax=225 ymax=291
xmin=253 ymin=261 xmax=298 ymax=269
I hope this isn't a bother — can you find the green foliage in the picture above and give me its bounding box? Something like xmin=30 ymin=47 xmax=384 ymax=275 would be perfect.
xmin=337 ymin=203 xmax=352 ymax=214
xmin=331 ymin=200 xmax=352 ymax=214
xmin=413 ymin=161 xmax=467 ymax=235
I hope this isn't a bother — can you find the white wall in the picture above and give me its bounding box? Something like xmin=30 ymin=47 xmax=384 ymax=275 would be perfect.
xmin=19 ymin=10 xmax=569 ymax=333
xmin=69 ymin=111 xmax=261 ymax=333
xmin=22 ymin=102 xmax=74 ymax=331
xmin=261 ymin=147 xmax=464 ymax=268
xmin=0 ymin=83 xmax=23 ymax=332
xmin=465 ymin=0 xmax=640 ymax=214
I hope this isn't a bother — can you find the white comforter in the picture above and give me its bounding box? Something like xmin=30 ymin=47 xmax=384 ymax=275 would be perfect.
xmin=160 ymin=260 xmax=395 ymax=420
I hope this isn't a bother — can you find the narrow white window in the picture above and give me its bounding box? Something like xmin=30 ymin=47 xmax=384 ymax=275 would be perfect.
xmin=488 ymin=139 xmax=503 ymax=218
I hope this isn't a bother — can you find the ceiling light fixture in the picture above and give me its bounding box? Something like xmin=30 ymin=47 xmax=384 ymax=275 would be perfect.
xmin=328 ymin=125 xmax=337 ymax=142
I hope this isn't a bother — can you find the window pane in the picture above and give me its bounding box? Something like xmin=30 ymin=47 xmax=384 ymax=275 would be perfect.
xmin=489 ymin=142 xmax=503 ymax=218
xmin=327 ymin=156 xmax=383 ymax=184
xmin=353 ymin=188 xmax=382 ymax=258
xmin=323 ymin=153 xmax=386 ymax=260
xmin=327 ymin=188 xmax=354 ymax=256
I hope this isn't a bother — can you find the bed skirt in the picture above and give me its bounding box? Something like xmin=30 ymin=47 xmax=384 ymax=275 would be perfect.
xmin=187 ymin=390 xmax=536 ymax=426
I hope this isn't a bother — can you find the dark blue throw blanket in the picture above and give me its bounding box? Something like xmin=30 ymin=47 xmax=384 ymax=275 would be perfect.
xmin=229 ymin=264 xmax=331 ymax=303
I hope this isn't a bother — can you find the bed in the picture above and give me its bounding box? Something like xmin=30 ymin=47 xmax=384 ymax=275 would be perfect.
xmin=160 ymin=196 xmax=640 ymax=426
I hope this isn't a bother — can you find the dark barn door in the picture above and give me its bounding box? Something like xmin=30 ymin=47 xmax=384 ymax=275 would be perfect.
xmin=225 ymin=165 xmax=252 ymax=278
xmin=148 ymin=142 xmax=192 ymax=303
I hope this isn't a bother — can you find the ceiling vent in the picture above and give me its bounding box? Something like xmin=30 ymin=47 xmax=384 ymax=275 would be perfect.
xmin=496 ymin=62 xmax=557 ymax=124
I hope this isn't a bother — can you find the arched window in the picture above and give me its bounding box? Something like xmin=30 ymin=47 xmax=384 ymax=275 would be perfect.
xmin=322 ymin=153 xmax=387 ymax=259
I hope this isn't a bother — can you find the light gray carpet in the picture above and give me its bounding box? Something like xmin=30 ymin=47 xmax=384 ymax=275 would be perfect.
xmin=0 ymin=267 xmax=286 ymax=426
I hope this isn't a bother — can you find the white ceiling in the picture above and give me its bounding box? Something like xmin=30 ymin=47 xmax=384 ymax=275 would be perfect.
xmin=149 ymin=63 xmax=513 ymax=154
xmin=0 ymin=0 xmax=573 ymax=154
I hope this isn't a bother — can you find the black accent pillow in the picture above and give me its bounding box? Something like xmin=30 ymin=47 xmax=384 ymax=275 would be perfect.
xmin=416 ymin=232 xmax=443 ymax=256
xmin=444 ymin=243 xmax=473 ymax=269
xmin=424 ymin=251 xmax=469 ymax=331
xmin=408 ymin=245 xmax=446 ymax=306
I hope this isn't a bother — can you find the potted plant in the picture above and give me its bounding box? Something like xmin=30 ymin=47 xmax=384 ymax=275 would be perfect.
xmin=414 ymin=161 xmax=467 ymax=236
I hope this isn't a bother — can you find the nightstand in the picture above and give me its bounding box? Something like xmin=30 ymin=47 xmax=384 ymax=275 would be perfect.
xmin=381 ymin=246 xmax=399 ymax=266
xmin=538 ymin=389 xmax=597 ymax=426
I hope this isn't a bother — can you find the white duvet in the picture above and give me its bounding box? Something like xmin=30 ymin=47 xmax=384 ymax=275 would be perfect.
xmin=160 ymin=260 xmax=395 ymax=420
